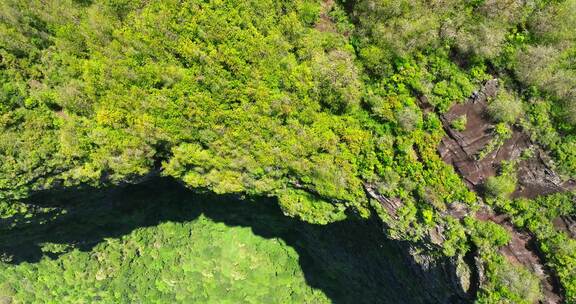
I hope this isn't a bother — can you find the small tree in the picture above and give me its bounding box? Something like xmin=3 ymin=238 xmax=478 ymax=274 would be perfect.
xmin=484 ymin=174 xmax=517 ymax=199
xmin=395 ymin=106 xmax=422 ymax=132
xmin=312 ymin=50 xmax=362 ymax=114
xmin=487 ymin=90 xmax=523 ymax=124
xmin=451 ymin=114 xmax=467 ymax=131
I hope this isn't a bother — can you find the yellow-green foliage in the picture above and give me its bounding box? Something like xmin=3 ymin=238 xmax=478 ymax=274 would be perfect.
xmin=0 ymin=217 xmax=330 ymax=303
xmin=487 ymin=90 xmax=524 ymax=124
xmin=0 ymin=0 xmax=478 ymax=238
xmin=277 ymin=189 xmax=347 ymax=224
xmin=475 ymin=251 xmax=542 ymax=304
xmin=465 ymin=217 xmax=541 ymax=303
xmin=450 ymin=115 xmax=467 ymax=132
xmin=1 ymin=0 xmax=575 ymax=302
xmin=0 ymin=0 xmax=371 ymax=219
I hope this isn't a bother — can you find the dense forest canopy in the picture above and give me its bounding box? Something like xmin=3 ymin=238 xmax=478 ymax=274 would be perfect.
xmin=0 ymin=0 xmax=575 ymax=303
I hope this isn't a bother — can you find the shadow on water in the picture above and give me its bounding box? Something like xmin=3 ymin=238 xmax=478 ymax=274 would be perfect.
xmin=0 ymin=177 xmax=469 ymax=304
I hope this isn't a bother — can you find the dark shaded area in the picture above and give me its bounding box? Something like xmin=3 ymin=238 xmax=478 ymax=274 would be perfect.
xmin=335 ymin=0 xmax=357 ymax=18
xmin=463 ymin=243 xmax=480 ymax=299
xmin=0 ymin=178 xmax=468 ymax=304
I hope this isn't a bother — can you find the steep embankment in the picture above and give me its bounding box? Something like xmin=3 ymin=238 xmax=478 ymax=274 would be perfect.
xmin=1 ymin=178 xmax=468 ymax=304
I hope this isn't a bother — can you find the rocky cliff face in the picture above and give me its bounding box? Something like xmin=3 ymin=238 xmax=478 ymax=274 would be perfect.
xmin=364 ymin=183 xmax=474 ymax=303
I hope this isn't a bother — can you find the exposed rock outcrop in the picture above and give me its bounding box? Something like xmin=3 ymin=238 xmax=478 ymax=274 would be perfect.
xmin=436 ymin=79 xmax=569 ymax=303
xmin=436 ymin=79 xmax=574 ymax=198
xmin=364 ymin=183 xmax=474 ymax=303
xmin=364 ymin=184 xmax=403 ymax=220
xmin=553 ymin=215 xmax=576 ymax=239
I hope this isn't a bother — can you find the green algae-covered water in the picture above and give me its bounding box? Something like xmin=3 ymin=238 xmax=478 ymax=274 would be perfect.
xmin=0 ymin=178 xmax=463 ymax=303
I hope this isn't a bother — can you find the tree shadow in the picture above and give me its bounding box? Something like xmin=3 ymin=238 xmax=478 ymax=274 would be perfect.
xmin=0 ymin=177 xmax=469 ymax=304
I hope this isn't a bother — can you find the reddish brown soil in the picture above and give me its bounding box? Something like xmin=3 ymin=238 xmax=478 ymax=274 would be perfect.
xmin=514 ymin=154 xmax=576 ymax=199
xmin=438 ymin=81 xmax=501 ymax=189
xmin=54 ymin=110 xmax=69 ymax=119
xmin=437 ymin=79 xmax=525 ymax=189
